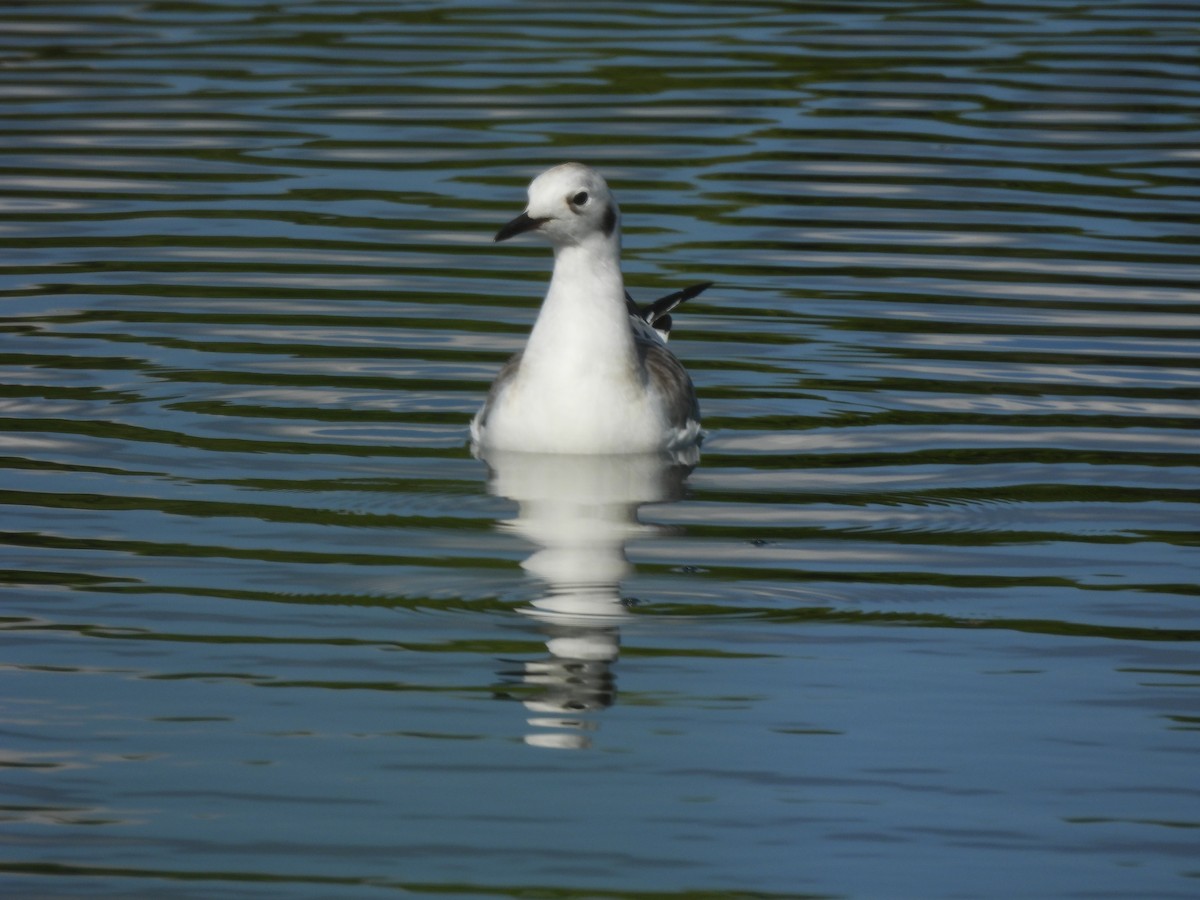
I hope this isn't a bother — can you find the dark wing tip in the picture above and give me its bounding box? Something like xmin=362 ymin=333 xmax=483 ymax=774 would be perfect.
xmin=645 ymin=281 xmax=713 ymax=323
xmin=678 ymin=281 xmax=713 ymax=302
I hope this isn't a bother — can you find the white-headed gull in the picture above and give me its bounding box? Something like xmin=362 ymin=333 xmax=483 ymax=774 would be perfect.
xmin=471 ymin=162 xmax=708 ymax=455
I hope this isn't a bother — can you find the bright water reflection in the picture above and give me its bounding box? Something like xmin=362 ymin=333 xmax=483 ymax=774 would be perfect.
xmin=481 ymin=450 xmax=691 ymax=749
xmin=2 ymin=1 xmax=1199 ymax=898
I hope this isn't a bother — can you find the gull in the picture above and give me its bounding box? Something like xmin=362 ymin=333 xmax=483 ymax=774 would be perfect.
xmin=471 ymin=162 xmax=709 ymax=455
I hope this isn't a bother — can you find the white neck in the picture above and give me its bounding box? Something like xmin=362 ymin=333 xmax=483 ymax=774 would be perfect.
xmin=521 ymin=234 xmax=635 ymax=377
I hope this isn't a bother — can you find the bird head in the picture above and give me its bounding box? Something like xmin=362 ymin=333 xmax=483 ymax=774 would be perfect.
xmin=494 ymin=162 xmax=620 ymax=248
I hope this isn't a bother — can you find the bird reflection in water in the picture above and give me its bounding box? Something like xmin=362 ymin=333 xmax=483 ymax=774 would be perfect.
xmin=479 ymin=449 xmax=693 ymax=749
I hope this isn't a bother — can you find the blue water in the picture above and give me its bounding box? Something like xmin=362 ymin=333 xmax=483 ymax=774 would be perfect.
xmin=1 ymin=2 xmax=1198 ymax=898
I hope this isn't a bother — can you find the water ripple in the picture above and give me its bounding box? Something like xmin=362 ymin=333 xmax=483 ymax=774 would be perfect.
xmin=1 ymin=2 xmax=1198 ymax=897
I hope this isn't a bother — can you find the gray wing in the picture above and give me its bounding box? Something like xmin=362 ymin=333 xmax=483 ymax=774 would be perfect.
xmin=625 ymin=283 xmax=705 ymax=432
xmin=635 ymin=333 xmax=699 ymax=430
xmin=474 ymin=350 xmax=522 ymax=431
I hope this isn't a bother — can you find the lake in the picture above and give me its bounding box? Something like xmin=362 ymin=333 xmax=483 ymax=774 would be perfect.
xmin=1 ymin=2 xmax=1198 ymax=898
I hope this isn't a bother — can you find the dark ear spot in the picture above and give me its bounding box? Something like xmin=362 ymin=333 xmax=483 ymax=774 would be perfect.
xmin=601 ymin=203 xmax=617 ymax=237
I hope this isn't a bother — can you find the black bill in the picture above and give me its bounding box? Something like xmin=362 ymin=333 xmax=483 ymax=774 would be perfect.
xmin=494 ymin=211 xmax=549 ymax=243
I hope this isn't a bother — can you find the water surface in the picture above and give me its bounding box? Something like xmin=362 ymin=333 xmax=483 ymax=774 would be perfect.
xmin=1 ymin=3 xmax=1198 ymax=898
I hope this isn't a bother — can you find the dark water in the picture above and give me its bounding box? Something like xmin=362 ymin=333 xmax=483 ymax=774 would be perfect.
xmin=2 ymin=2 xmax=1199 ymax=898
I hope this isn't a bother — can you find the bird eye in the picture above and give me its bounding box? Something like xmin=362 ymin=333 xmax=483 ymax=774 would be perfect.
xmin=571 ymin=190 xmax=589 ymax=206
